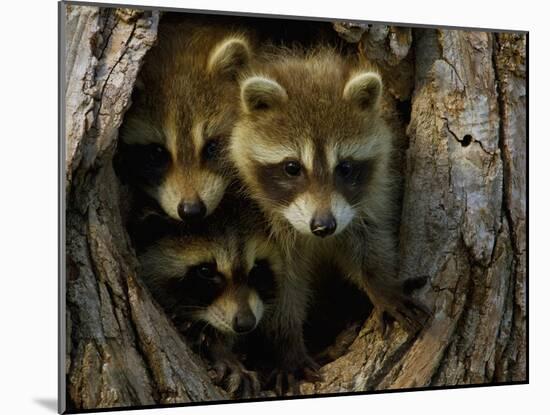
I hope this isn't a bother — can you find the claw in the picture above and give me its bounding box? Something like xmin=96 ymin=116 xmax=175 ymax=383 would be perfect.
xmin=374 ymin=309 xmax=390 ymax=337
xmin=250 ymin=373 xmax=261 ymax=396
xmin=274 ymin=372 xmax=284 ymax=396
xmin=303 ymin=366 xmax=322 ymax=383
xmin=210 ymin=357 xmax=261 ymax=399
xmin=212 ymin=361 xmax=227 ymax=385
xmin=380 ymin=300 xmax=430 ymax=334
xmin=227 ymin=372 xmax=242 ymax=395
xmin=241 ymin=379 xmax=252 ymax=399
xmin=269 ymin=356 xmax=321 ymax=396
xmin=403 ymin=275 xmax=429 ymax=295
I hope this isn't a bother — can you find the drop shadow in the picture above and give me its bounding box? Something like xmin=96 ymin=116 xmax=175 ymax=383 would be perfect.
xmin=34 ymin=398 xmax=57 ymax=412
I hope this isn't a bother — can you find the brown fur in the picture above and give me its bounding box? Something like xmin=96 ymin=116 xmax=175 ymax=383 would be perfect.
xmin=118 ymin=18 xmax=255 ymax=220
xmin=134 ymin=195 xmax=282 ymax=398
xmin=230 ymin=47 xmax=430 ymax=391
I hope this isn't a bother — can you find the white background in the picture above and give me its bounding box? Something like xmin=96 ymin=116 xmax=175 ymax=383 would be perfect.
xmin=0 ymin=0 xmax=544 ymax=413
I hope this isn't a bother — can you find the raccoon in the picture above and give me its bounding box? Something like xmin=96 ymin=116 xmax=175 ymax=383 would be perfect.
xmin=133 ymin=195 xmax=281 ymax=398
xmin=230 ymin=48 xmax=430 ymax=392
xmin=116 ymin=18 xmax=254 ymax=221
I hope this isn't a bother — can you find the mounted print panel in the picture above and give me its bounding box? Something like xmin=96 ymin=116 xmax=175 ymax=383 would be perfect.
xmin=59 ymin=1 xmax=527 ymax=413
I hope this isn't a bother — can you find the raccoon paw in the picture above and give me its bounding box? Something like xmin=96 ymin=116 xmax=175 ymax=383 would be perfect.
xmin=314 ymin=322 xmax=362 ymax=365
xmin=402 ymin=275 xmax=430 ymax=295
xmin=372 ymin=294 xmax=432 ymax=335
xmin=179 ymin=322 xmax=216 ymax=351
xmin=209 ymin=358 xmax=261 ymax=399
xmin=268 ymin=355 xmax=322 ymax=396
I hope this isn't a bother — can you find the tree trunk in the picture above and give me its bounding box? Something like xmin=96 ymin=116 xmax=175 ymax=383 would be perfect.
xmin=62 ymin=6 xmax=526 ymax=411
xmin=63 ymin=5 xmax=227 ymax=411
xmin=300 ymin=26 xmax=526 ymax=393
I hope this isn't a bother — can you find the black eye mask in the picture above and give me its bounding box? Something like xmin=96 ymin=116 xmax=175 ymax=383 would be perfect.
xmin=247 ymin=259 xmax=277 ymax=302
xmin=114 ymin=142 xmax=171 ymax=186
xmin=177 ymin=262 xmax=227 ymax=306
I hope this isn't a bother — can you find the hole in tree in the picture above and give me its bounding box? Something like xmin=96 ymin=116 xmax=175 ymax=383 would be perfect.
xmin=461 ymin=134 xmax=472 ymax=147
xmin=303 ymin=261 xmax=372 ymax=365
xmin=115 ymin=13 xmax=403 ymax=386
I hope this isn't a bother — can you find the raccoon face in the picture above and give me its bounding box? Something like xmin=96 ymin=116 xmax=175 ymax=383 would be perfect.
xmin=139 ymin=233 xmax=278 ymax=335
xmin=118 ymin=36 xmax=251 ymax=222
xmin=232 ymin=63 xmax=390 ymax=238
xmin=197 ymin=257 xmax=277 ymax=334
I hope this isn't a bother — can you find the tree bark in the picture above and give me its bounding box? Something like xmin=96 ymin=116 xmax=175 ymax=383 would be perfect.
xmin=63 ymin=6 xmax=526 ymax=410
xmin=64 ymin=5 xmax=227 ymax=411
xmin=299 ymin=26 xmax=526 ymax=394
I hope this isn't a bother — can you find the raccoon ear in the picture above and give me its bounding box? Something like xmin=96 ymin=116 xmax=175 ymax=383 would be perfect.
xmin=207 ymin=37 xmax=251 ymax=77
xmin=241 ymin=76 xmax=288 ymax=113
xmin=343 ymin=72 xmax=382 ymax=111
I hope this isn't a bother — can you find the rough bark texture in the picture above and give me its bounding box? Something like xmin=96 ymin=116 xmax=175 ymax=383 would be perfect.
xmin=301 ymin=26 xmax=527 ymax=394
xmin=63 ymin=7 xmax=526 ymax=411
xmin=64 ymin=6 xmax=227 ymax=411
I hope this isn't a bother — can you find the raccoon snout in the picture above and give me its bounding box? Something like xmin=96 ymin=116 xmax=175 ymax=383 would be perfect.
xmin=177 ymin=200 xmax=206 ymax=221
xmin=232 ymin=309 xmax=257 ymax=334
xmin=310 ymin=213 xmax=337 ymax=237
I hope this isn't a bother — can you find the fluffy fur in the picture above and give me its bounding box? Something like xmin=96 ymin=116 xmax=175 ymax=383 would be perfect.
xmin=230 ymin=47 xmax=430 ymax=391
xmin=133 ymin=195 xmax=282 ymax=398
xmin=117 ymin=18 xmax=255 ymax=221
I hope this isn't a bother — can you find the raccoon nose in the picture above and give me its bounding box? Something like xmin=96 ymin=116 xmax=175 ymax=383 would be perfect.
xmin=310 ymin=213 xmax=337 ymax=237
xmin=177 ymin=200 xmax=206 ymax=221
xmin=232 ymin=310 xmax=257 ymax=334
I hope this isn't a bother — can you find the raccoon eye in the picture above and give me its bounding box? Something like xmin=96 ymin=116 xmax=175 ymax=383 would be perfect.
xmin=283 ymin=160 xmax=302 ymax=177
xmin=196 ymin=263 xmax=217 ymax=279
xmin=335 ymin=160 xmax=353 ymax=179
xmin=194 ymin=264 xmax=225 ymax=288
xmin=202 ymin=139 xmax=220 ymax=161
xmin=248 ymin=259 xmax=276 ymax=300
xmin=182 ymin=263 xmax=225 ymax=304
xmin=148 ymin=144 xmax=170 ymax=165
